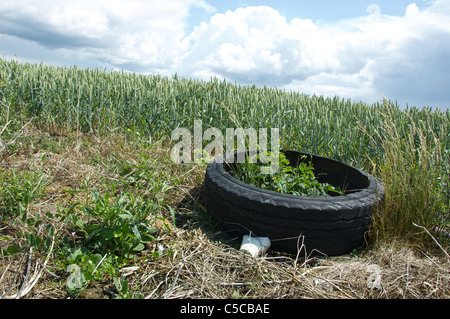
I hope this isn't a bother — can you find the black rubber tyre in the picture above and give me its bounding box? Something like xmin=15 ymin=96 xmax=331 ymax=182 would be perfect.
xmin=204 ymin=150 xmax=385 ymax=256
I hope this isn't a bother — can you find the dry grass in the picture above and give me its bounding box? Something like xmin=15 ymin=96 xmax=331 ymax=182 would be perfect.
xmin=3 ymin=226 xmax=448 ymax=299
xmin=133 ymin=231 xmax=450 ymax=299
xmin=0 ymin=126 xmax=449 ymax=299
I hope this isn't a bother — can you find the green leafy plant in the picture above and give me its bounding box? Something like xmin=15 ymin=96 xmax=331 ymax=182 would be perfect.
xmin=62 ymin=247 xmax=119 ymax=297
xmin=231 ymin=152 xmax=341 ymax=197
xmin=113 ymin=276 xmax=131 ymax=299
xmin=75 ymin=191 xmax=159 ymax=258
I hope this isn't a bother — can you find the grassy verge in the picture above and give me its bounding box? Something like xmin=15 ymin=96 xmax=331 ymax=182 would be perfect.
xmin=0 ymin=114 xmax=207 ymax=298
xmin=0 ymin=115 xmax=448 ymax=299
xmin=365 ymin=107 xmax=449 ymax=247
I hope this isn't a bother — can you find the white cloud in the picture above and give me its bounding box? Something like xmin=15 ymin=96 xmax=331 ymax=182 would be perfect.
xmin=0 ymin=0 xmax=213 ymax=72
xmin=181 ymin=6 xmax=340 ymax=82
xmin=179 ymin=2 xmax=450 ymax=108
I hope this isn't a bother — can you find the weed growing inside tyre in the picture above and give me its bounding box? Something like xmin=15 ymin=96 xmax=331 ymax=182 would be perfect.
xmin=230 ymin=152 xmax=341 ymax=197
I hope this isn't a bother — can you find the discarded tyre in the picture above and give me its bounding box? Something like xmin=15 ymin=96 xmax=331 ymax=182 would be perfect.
xmin=204 ymin=150 xmax=385 ymax=256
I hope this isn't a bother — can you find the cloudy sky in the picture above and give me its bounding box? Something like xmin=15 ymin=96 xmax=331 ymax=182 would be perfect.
xmin=1 ymin=0 xmax=449 ymax=110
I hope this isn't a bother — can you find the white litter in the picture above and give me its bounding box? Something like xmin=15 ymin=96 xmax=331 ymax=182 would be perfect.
xmin=239 ymin=235 xmax=271 ymax=257
xmin=366 ymin=264 xmax=382 ymax=289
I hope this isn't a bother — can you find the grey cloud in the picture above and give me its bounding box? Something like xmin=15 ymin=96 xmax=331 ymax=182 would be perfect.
xmin=0 ymin=16 xmax=107 ymax=49
xmin=372 ymin=28 xmax=450 ymax=108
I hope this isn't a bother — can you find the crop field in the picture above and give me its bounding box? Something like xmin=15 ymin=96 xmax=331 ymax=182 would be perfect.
xmin=0 ymin=58 xmax=449 ymax=299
